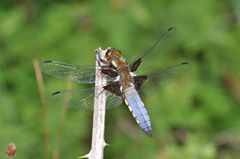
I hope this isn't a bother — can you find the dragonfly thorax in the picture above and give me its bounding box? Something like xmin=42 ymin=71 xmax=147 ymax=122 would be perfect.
xmin=105 ymin=48 xmax=128 ymax=69
xmin=105 ymin=48 xmax=135 ymax=92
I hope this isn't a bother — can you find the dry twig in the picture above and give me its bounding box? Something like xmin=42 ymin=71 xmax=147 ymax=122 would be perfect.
xmin=79 ymin=48 xmax=108 ymax=159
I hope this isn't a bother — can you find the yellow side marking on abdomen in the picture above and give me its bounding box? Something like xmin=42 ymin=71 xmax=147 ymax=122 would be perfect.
xmin=132 ymin=112 xmax=136 ymax=118
xmin=124 ymin=98 xmax=129 ymax=106
xmin=128 ymin=106 xmax=132 ymax=112
xmin=136 ymin=119 xmax=140 ymax=124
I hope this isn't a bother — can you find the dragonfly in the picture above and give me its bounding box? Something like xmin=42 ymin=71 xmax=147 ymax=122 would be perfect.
xmin=41 ymin=27 xmax=190 ymax=137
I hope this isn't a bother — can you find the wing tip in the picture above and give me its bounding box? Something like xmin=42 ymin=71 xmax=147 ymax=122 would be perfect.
xmin=168 ymin=26 xmax=176 ymax=32
xmin=181 ymin=61 xmax=189 ymax=65
xmin=181 ymin=61 xmax=192 ymax=69
xmin=43 ymin=60 xmax=53 ymax=63
xmin=52 ymin=91 xmax=61 ymax=95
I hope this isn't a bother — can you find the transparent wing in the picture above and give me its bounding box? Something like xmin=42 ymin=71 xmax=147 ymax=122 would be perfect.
xmin=129 ymin=27 xmax=175 ymax=72
xmin=138 ymin=62 xmax=191 ymax=96
xmin=41 ymin=60 xmax=115 ymax=84
xmin=49 ymin=85 xmax=123 ymax=110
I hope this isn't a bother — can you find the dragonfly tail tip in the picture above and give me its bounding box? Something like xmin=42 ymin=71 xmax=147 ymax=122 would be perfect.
xmin=146 ymin=131 xmax=153 ymax=137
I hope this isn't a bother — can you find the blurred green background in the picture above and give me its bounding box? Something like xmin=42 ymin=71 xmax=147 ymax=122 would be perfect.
xmin=1 ymin=0 xmax=240 ymax=159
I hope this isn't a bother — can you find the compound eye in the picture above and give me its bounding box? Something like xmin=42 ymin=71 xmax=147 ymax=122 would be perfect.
xmin=106 ymin=48 xmax=113 ymax=56
xmin=106 ymin=54 xmax=112 ymax=61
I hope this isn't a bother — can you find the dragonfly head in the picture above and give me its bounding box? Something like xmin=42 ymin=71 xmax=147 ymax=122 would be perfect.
xmin=106 ymin=48 xmax=127 ymax=68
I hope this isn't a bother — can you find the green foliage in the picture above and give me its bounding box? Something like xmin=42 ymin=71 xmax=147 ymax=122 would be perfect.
xmin=0 ymin=0 xmax=240 ymax=158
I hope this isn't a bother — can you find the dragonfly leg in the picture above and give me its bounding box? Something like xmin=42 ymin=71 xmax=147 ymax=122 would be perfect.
xmin=97 ymin=51 xmax=110 ymax=67
xmin=96 ymin=53 xmax=118 ymax=77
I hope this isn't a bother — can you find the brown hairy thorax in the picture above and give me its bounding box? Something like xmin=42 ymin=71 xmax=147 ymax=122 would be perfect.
xmin=104 ymin=48 xmax=134 ymax=92
xmin=105 ymin=48 xmax=128 ymax=69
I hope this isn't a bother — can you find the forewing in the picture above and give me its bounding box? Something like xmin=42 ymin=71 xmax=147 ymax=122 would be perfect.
xmin=50 ymin=85 xmax=122 ymax=110
xmin=41 ymin=60 xmax=115 ymax=84
xmin=130 ymin=27 xmax=175 ymax=72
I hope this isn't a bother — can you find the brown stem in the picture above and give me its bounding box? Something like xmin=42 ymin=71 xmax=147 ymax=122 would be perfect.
xmin=32 ymin=59 xmax=50 ymax=159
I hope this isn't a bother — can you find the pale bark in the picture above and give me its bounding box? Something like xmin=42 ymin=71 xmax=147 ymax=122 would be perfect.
xmin=79 ymin=48 xmax=108 ymax=159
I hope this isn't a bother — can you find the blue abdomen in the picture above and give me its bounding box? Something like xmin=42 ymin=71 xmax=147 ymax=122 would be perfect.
xmin=123 ymin=87 xmax=152 ymax=137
